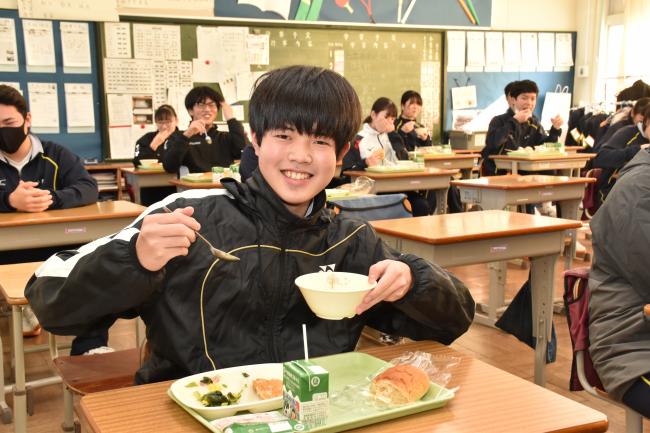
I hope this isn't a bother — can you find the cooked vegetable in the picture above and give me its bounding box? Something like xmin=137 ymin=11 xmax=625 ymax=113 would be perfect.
xmin=199 ymin=390 xmax=243 ymax=407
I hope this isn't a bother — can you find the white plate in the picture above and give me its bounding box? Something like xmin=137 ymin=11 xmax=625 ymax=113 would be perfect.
xmin=169 ymin=363 xmax=283 ymax=420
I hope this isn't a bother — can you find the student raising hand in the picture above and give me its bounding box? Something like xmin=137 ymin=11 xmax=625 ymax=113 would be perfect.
xmin=356 ymin=259 xmax=413 ymax=314
xmin=135 ymin=206 xmax=199 ymax=271
xmin=8 ymin=180 xmax=53 ymax=212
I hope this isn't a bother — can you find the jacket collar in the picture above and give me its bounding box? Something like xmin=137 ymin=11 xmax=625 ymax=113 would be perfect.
xmin=357 ymin=122 xmax=379 ymax=139
xmin=222 ymin=169 xmax=330 ymax=230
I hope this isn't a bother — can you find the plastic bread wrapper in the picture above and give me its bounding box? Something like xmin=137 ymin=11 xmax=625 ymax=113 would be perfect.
xmin=330 ymin=350 xmax=460 ymax=411
xmin=337 ymin=176 xmax=375 ymax=195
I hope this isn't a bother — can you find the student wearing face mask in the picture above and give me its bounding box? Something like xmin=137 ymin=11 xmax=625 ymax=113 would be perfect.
xmin=0 ymin=85 xmax=97 ymax=213
xmin=593 ymin=105 xmax=650 ymax=202
xmin=393 ymin=90 xmax=432 ymax=151
xmin=0 ymin=84 xmax=98 ymax=341
xmin=481 ymin=80 xmax=564 ymax=176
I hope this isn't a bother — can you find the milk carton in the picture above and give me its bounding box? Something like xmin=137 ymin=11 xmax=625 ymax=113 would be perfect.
xmin=282 ymin=360 xmax=329 ymax=428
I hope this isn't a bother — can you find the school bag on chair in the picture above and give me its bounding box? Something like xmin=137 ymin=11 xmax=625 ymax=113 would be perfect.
xmin=329 ymin=193 xmax=412 ymax=221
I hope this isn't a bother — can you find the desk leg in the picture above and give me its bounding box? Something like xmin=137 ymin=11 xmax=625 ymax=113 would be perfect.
xmin=530 ymin=254 xmax=556 ymax=387
xmin=487 ymin=261 xmax=507 ymax=322
xmin=559 ymin=199 xmax=580 ymax=270
xmin=511 ymin=162 xmax=518 ymax=174
xmin=11 ymin=306 xmax=26 ymax=433
xmin=434 ymin=188 xmax=448 ymax=215
xmin=0 ymin=328 xmax=11 ymax=423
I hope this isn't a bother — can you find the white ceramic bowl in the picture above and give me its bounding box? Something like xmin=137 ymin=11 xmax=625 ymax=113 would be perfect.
xmin=295 ymin=272 xmax=376 ymax=320
xmin=139 ymin=159 xmax=160 ymax=166
xmin=169 ymin=363 xmax=283 ymax=420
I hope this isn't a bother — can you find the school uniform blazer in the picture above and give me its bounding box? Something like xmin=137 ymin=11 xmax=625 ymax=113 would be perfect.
xmin=162 ymin=119 xmax=246 ymax=174
xmin=132 ymin=128 xmax=178 ymax=167
xmin=0 ymin=136 xmax=98 ymax=212
xmin=595 ymin=115 xmax=633 ymax=152
xmin=25 ymin=170 xmax=475 ymax=384
xmin=394 ymin=116 xmax=432 ymax=151
xmin=589 ymin=149 xmax=650 ymax=400
xmin=481 ymin=109 xmax=562 ymax=176
xmin=593 ymin=124 xmax=648 ymax=201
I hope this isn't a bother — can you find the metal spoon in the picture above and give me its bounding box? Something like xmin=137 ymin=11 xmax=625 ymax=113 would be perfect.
xmin=162 ymin=206 xmax=239 ymax=262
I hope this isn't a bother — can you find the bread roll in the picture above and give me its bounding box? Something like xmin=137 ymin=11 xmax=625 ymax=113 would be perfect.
xmin=370 ymin=364 xmax=430 ymax=404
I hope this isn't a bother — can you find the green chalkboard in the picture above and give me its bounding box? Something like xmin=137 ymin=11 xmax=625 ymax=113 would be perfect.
xmin=99 ymin=20 xmax=443 ymax=158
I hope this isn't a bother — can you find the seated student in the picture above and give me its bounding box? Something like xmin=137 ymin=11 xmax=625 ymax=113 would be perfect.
xmin=25 ymin=66 xmax=474 ymax=383
xmin=132 ymin=104 xmax=178 ymax=206
xmin=162 ymin=86 xmax=245 ymax=176
xmin=0 ymin=85 xmax=97 ymax=213
xmin=342 ymin=97 xmax=435 ymax=216
xmin=593 ymin=105 xmax=650 ymax=202
xmin=0 ymin=85 xmax=104 ymax=346
xmin=595 ymin=97 xmax=650 ymax=152
xmin=481 ymin=79 xmax=564 ymax=176
xmin=589 ymin=148 xmax=650 ymax=418
xmin=393 ymin=90 xmax=432 ymax=151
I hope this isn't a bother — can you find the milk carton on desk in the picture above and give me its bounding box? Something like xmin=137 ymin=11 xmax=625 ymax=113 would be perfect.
xmin=282 ymin=360 xmax=329 ymax=428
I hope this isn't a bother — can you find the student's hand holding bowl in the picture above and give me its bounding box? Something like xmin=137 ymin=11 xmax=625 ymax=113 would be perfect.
xmin=356 ymin=259 xmax=413 ymax=314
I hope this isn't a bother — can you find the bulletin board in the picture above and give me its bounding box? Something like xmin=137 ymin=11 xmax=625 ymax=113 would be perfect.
xmin=98 ymin=18 xmax=444 ymax=159
xmin=443 ymin=31 xmax=577 ymax=133
xmin=0 ymin=9 xmax=102 ymax=160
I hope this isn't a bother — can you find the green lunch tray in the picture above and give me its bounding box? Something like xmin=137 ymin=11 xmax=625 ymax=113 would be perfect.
xmin=180 ymin=175 xmax=214 ymax=183
xmin=169 ymin=351 xmax=454 ymax=432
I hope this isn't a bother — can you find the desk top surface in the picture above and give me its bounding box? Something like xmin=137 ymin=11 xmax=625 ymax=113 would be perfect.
xmin=0 ymin=261 xmax=42 ymax=305
xmin=371 ymin=209 xmax=581 ymax=245
xmin=420 ymin=154 xmax=479 ymax=161
xmin=85 ymin=162 xmax=133 ymax=171
xmin=344 ymin=167 xmax=458 ymax=179
xmin=490 ymin=153 xmax=596 ymax=162
xmin=122 ymin=167 xmax=173 ymax=175
xmin=169 ymin=177 xmax=223 ymax=189
xmin=79 ymin=341 xmax=607 ymax=433
xmin=452 ymin=174 xmax=596 ymax=190
xmin=0 ymin=201 xmax=145 ymax=228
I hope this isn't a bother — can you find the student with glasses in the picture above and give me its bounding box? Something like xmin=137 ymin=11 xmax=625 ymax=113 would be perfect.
xmin=162 ymin=86 xmax=246 ymax=176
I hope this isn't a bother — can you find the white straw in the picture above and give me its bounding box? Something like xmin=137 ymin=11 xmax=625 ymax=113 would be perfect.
xmin=302 ymin=323 xmax=309 ymax=361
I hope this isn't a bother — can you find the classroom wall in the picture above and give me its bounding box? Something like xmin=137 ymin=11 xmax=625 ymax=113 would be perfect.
xmin=491 ymin=0 xmax=578 ymax=31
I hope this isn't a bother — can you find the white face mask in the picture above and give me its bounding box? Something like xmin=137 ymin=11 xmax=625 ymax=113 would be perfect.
xmin=638 ymin=122 xmax=647 ymax=138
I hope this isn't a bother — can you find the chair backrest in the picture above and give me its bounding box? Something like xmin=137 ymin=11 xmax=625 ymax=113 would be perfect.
xmin=562 ymin=267 xmax=604 ymax=391
xmin=329 ymin=193 xmax=412 ymax=221
xmin=582 ymin=168 xmax=603 ymax=219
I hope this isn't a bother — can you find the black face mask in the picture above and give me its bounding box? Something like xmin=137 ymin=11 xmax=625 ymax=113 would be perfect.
xmin=0 ymin=123 xmax=27 ymax=154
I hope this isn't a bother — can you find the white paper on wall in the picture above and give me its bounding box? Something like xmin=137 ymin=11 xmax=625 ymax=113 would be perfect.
xmin=0 ymin=18 xmax=18 ymax=72
xmin=22 ymin=19 xmax=55 ymax=72
xmin=60 ymin=22 xmax=91 ymax=73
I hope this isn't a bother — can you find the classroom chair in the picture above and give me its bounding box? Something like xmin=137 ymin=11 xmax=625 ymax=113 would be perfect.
xmin=563 ymin=267 xmax=647 ymax=433
xmin=51 ymin=341 xmax=143 ymax=432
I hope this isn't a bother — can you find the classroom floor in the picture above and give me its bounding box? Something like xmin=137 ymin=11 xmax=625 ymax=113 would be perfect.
xmin=1 ymin=227 xmax=648 ymax=433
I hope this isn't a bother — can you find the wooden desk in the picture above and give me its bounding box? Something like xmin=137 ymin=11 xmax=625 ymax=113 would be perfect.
xmin=78 ymin=341 xmax=607 ymax=433
xmin=371 ymin=210 xmax=581 ymax=386
xmin=0 ymin=201 xmax=145 ymax=251
xmin=169 ymin=178 xmax=224 ymax=193
xmin=491 ymin=154 xmax=595 ymax=176
xmin=0 ymin=262 xmax=60 ymax=432
xmin=451 ymin=175 xmax=596 ymax=268
xmin=122 ymin=168 xmax=176 ymax=204
xmin=565 ymin=146 xmax=584 ymax=154
xmin=418 ymin=154 xmax=478 ymax=179
xmin=343 ymin=168 xmax=458 ymax=214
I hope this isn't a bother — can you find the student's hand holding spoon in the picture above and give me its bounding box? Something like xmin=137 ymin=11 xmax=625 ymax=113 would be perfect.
xmin=135 ymin=206 xmax=199 ymax=271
